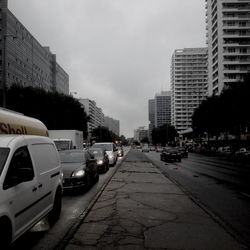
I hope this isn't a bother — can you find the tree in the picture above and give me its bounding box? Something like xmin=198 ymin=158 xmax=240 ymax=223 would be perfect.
xmin=91 ymin=126 xmax=119 ymax=142
xmin=5 ymin=85 xmax=88 ymax=137
xmin=192 ymin=73 xmax=250 ymax=139
xmin=152 ymin=124 xmax=177 ymax=145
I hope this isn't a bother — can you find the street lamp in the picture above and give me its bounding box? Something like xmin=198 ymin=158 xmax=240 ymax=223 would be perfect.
xmin=1 ymin=34 xmax=17 ymax=108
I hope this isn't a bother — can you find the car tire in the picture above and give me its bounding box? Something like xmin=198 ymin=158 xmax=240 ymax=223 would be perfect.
xmin=48 ymin=188 xmax=62 ymax=225
xmin=0 ymin=217 xmax=12 ymax=248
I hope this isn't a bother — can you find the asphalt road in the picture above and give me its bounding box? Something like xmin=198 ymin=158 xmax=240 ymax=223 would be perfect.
xmin=9 ymin=147 xmax=129 ymax=250
xmin=146 ymin=150 xmax=250 ymax=248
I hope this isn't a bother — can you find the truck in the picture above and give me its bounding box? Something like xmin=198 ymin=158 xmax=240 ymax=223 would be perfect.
xmin=48 ymin=129 xmax=83 ymax=150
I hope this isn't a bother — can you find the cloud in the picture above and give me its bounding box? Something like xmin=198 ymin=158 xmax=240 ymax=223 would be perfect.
xmin=9 ymin=0 xmax=206 ymax=137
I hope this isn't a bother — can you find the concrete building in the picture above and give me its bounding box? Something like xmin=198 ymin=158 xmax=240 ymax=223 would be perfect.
xmin=148 ymin=99 xmax=155 ymax=143
xmin=104 ymin=116 xmax=120 ymax=136
xmin=171 ymin=48 xmax=208 ymax=133
xmin=154 ymin=91 xmax=171 ymax=128
xmin=0 ymin=0 xmax=69 ymax=101
xmin=79 ymin=98 xmax=104 ymax=134
xmin=206 ymin=0 xmax=250 ymax=96
xmin=134 ymin=126 xmax=148 ymax=143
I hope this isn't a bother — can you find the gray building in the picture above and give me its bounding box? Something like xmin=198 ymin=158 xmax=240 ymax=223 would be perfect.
xmin=104 ymin=116 xmax=120 ymax=136
xmin=206 ymin=0 xmax=250 ymax=96
xmin=154 ymin=91 xmax=171 ymax=128
xmin=0 ymin=0 xmax=69 ymax=101
xmin=171 ymin=48 xmax=208 ymax=133
xmin=134 ymin=126 xmax=148 ymax=142
xmin=79 ymin=98 xmax=104 ymax=134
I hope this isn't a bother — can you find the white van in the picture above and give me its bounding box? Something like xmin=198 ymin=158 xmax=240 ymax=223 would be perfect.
xmin=0 ymin=109 xmax=63 ymax=247
xmin=91 ymin=142 xmax=118 ymax=166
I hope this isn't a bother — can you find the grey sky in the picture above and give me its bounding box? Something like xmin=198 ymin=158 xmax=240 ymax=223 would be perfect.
xmin=9 ymin=0 xmax=206 ymax=137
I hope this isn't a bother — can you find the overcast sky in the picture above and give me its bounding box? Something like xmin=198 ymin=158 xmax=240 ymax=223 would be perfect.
xmin=9 ymin=0 xmax=206 ymax=137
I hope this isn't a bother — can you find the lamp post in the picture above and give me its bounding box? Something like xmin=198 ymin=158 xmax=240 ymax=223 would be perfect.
xmin=1 ymin=34 xmax=17 ymax=108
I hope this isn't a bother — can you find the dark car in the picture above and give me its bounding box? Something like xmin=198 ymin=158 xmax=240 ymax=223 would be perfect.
xmin=117 ymin=146 xmax=124 ymax=157
xmin=88 ymin=148 xmax=109 ymax=173
xmin=176 ymin=146 xmax=188 ymax=158
xmin=160 ymin=147 xmax=181 ymax=162
xmin=59 ymin=149 xmax=99 ymax=191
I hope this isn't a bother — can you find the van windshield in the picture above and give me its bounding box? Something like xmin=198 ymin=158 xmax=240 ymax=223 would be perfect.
xmin=92 ymin=144 xmax=112 ymax=151
xmin=0 ymin=148 xmax=10 ymax=176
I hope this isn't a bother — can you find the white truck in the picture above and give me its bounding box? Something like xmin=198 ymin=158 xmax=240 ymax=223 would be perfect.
xmin=48 ymin=130 xmax=83 ymax=150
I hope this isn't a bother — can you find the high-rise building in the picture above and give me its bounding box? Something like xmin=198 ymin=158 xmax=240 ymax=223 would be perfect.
xmin=104 ymin=116 xmax=120 ymax=136
xmin=0 ymin=0 xmax=69 ymax=99
xmin=134 ymin=126 xmax=148 ymax=142
xmin=171 ymin=48 xmax=208 ymax=133
xmin=79 ymin=98 xmax=104 ymax=134
xmin=206 ymin=0 xmax=250 ymax=96
xmin=154 ymin=91 xmax=171 ymax=128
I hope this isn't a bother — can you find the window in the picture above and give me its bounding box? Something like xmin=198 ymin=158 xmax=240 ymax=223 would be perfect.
xmin=3 ymin=146 xmax=34 ymax=189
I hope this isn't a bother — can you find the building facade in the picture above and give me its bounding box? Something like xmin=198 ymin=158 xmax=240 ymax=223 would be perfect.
xmin=79 ymin=98 xmax=104 ymax=134
xmin=171 ymin=48 xmax=208 ymax=133
xmin=0 ymin=0 xmax=69 ymax=100
xmin=134 ymin=126 xmax=148 ymax=142
xmin=104 ymin=116 xmax=120 ymax=136
xmin=206 ymin=0 xmax=250 ymax=96
xmin=154 ymin=91 xmax=171 ymax=128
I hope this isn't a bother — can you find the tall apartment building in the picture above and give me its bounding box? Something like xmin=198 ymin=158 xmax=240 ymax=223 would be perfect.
xmin=104 ymin=116 xmax=120 ymax=136
xmin=0 ymin=0 xmax=69 ymax=99
xmin=79 ymin=98 xmax=104 ymax=134
xmin=154 ymin=91 xmax=171 ymax=128
xmin=206 ymin=0 xmax=250 ymax=96
xmin=171 ymin=48 xmax=208 ymax=133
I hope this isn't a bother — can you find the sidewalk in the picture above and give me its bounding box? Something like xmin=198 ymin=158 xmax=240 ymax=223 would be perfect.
xmin=64 ymin=149 xmax=245 ymax=250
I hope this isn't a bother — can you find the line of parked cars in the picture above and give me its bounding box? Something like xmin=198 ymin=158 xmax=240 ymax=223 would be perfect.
xmin=160 ymin=146 xmax=188 ymax=163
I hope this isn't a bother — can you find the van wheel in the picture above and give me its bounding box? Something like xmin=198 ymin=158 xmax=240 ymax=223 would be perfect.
xmin=0 ymin=217 xmax=12 ymax=247
xmin=48 ymin=188 xmax=62 ymax=225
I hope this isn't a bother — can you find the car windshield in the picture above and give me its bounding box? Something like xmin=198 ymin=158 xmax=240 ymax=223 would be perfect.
xmin=54 ymin=140 xmax=72 ymax=151
xmin=92 ymin=144 xmax=113 ymax=151
xmin=89 ymin=149 xmax=103 ymax=157
xmin=0 ymin=148 xmax=10 ymax=176
xmin=59 ymin=150 xmax=86 ymax=163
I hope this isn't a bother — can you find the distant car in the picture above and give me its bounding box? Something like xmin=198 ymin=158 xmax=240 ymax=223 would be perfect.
xmin=176 ymin=147 xmax=188 ymax=158
xmin=59 ymin=149 xmax=99 ymax=191
xmin=88 ymin=148 xmax=109 ymax=173
xmin=160 ymin=147 xmax=181 ymax=162
xmin=92 ymin=142 xmax=118 ymax=166
xmin=156 ymin=146 xmax=163 ymax=153
xmin=142 ymin=145 xmax=150 ymax=152
xmin=117 ymin=146 xmax=124 ymax=157
xmin=149 ymin=146 xmax=155 ymax=151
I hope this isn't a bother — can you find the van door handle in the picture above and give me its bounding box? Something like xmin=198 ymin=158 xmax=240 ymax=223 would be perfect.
xmin=38 ymin=183 xmax=43 ymax=188
xmin=32 ymin=186 xmax=37 ymax=192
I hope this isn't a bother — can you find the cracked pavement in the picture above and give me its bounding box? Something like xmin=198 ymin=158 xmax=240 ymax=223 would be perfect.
xmin=64 ymin=149 xmax=245 ymax=250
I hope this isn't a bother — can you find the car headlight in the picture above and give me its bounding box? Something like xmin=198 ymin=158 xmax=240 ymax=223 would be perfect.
xmin=72 ymin=169 xmax=85 ymax=178
xmin=118 ymin=150 xmax=121 ymax=154
xmin=97 ymin=160 xmax=103 ymax=165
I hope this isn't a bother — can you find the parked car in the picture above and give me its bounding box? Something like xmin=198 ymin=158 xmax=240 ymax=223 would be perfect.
xmin=117 ymin=146 xmax=124 ymax=157
xmin=92 ymin=142 xmax=118 ymax=166
xmin=160 ymin=147 xmax=181 ymax=162
xmin=149 ymin=146 xmax=155 ymax=151
xmin=59 ymin=149 xmax=99 ymax=191
xmin=142 ymin=145 xmax=150 ymax=152
xmin=88 ymin=148 xmax=109 ymax=173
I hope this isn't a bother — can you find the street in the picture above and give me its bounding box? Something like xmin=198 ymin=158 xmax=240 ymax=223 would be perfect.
xmin=146 ymin=150 xmax=250 ymax=248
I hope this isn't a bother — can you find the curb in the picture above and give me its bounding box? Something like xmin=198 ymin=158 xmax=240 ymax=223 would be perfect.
xmin=55 ymin=149 xmax=130 ymax=250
